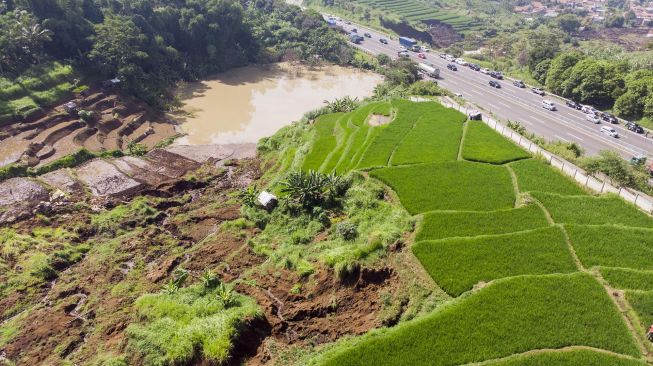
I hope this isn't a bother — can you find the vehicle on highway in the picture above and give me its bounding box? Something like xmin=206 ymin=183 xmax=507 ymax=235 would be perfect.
xmin=421 ymin=46 xmax=430 ymax=52
xmin=418 ymin=53 xmax=426 ymax=59
xmin=513 ymin=80 xmax=525 ymax=88
xmin=600 ymin=126 xmax=619 ymax=138
xmin=581 ymin=105 xmax=598 ymax=115
xmin=566 ymin=100 xmax=581 ymax=109
xmin=445 ymin=55 xmax=455 ymax=62
xmin=379 ymin=38 xmax=388 ymax=44
xmin=399 ymin=36 xmax=418 ymax=49
xmin=349 ymin=34 xmax=363 ymax=44
xmin=351 ymin=28 xmax=357 ymax=33
xmin=493 ymin=71 xmax=504 ymax=79
xmin=601 ymin=112 xmax=618 ymax=124
xmin=399 ymin=45 xmax=407 ymax=51
xmin=418 ymin=62 xmax=440 ymax=78
xmin=489 ymin=80 xmax=501 ymax=88
xmin=364 ymin=32 xmax=371 ymax=38
xmin=447 ymin=64 xmax=458 ymax=71
xmin=439 ymin=53 xmax=447 ymax=59
xmin=542 ymin=100 xmax=556 ymax=111
xmin=345 ymin=20 xmax=351 ymax=24
xmin=398 ymin=51 xmax=409 ymax=58
xmin=531 ymin=87 xmax=545 ymax=96
xmin=586 ymin=114 xmax=601 ymax=124
xmin=455 ymin=58 xmax=468 ymax=66
xmin=480 ymin=68 xmax=490 ymax=74
xmin=455 ymin=93 xmax=463 ymax=97
xmin=468 ymin=64 xmax=480 ymax=71
xmin=626 ymin=121 xmax=644 ymax=133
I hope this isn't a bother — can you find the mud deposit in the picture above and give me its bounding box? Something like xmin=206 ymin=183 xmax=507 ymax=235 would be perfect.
xmin=170 ymin=63 xmax=382 ymax=145
xmin=0 ymin=150 xmax=400 ymax=366
xmin=0 ymin=87 xmax=176 ymax=168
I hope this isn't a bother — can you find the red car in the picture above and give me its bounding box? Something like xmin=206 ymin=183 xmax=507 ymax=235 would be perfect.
xmin=417 ymin=53 xmax=426 ymax=59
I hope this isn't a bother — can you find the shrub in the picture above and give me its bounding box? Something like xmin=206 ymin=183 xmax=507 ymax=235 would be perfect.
xmin=408 ymin=80 xmax=444 ymax=96
xmin=280 ymin=170 xmax=350 ymax=209
xmin=335 ymin=221 xmax=358 ymax=241
xmin=413 ymin=227 xmax=577 ymax=296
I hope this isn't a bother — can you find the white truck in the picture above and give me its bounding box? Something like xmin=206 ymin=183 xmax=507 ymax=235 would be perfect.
xmin=418 ymin=62 xmax=440 ymax=79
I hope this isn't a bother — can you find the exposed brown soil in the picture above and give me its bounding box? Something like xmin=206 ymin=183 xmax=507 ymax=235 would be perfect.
xmin=578 ymin=27 xmax=652 ymax=51
xmin=368 ymin=114 xmax=391 ymax=126
xmin=0 ymin=86 xmax=177 ymax=168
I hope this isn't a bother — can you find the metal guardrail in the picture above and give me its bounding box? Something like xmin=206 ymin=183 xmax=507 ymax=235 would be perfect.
xmin=440 ymin=97 xmax=653 ymax=216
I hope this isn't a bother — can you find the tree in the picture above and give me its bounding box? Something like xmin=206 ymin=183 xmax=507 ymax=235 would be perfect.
xmin=604 ymin=15 xmax=625 ymax=28
xmin=556 ymin=14 xmax=581 ymax=34
xmin=533 ymin=59 xmax=551 ymax=84
xmin=545 ymin=52 xmax=582 ymax=94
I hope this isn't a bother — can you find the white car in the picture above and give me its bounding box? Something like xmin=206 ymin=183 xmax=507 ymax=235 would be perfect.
xmin=581 ymin=105 xmax=598 ymax=115
xmin=586 ymin=114 xmax=600 ymax=124
xmin=600 ymin=126 xmax=618 ymax=138
xmin=455 ymin=58 xmax=468 ymax=66
xmin=445 ymin=55 xmax=455 ymax=62
xmin=421 ymin=46 xmax=430 ymax=52
xmin=542 ymin=100 xmax=556 ymax=111
xmin=454 ymin=93 xmax=463 ymax=98
xmin=399 ymin=45 xmax=407 ymax=51
xmin=480 ymin=68 xmax=490 ymax=74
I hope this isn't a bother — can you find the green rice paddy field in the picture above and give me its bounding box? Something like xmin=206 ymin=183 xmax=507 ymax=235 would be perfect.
xmin=295 ymin=99 xmax=653 ymax=365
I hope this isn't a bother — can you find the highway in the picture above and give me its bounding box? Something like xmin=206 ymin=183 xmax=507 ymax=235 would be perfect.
xmin=335 ymin=19 xmax=653 ymax=161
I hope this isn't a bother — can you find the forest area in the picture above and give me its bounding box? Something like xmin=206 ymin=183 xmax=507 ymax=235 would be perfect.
xmin=0 ymin=0 xmax=352 ymax=108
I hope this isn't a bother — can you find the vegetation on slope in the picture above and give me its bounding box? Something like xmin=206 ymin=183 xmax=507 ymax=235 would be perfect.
xmin=566 ymin=225 xmax=653 ymax=270
xmin=461 ymin=121 xmax=531 ymax=164
xmin=312 ymin=274 xmax=639 ymax=366
xmin=509 ymin=158 xmax=587 ymax=196
xmin=601 ymin=267 xmax=653 ymax=291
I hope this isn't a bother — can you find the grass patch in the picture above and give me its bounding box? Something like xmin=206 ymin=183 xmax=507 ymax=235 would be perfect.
xmin=302 ymin=113 xmax=342 ymax=171
xmin=370 ymin=161 xmax=515 ymax=214
xmin=481 ymin=349 xmax=647 ymax=366
xmin=312 ymin=273 xmax=639 ymax=366
xmin=462 ymin=121 xmax=530 ymax=164
xmin=566 ymin=225 xmax=653 ymax=270
xmin=357 ymin=100 xmax=443 ymax=169
xmin=509 ymin=158 xmax=586 ymax=195
xmin=416 ymin=204 xmax=549 ymax=241
xmin=626 ymin=290 xmax=653 ymax=330
xmin=532 ymin=192 xmax=653 ymax=227
xmin=412 ymin=227 xmax=577 ymax=296
xmin=126 ymin=282 xmax=260 ymax=365
xmin=600 ymin=267 xmax=653 ymax=291
xmin=390 ymin=105 xmax=466 ymax=165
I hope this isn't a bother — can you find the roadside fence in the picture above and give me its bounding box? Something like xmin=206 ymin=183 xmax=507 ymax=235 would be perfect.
xmin=440 ymin=97 xmax=653 ymax=216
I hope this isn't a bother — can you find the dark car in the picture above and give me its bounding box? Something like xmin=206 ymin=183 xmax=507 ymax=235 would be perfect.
xmin=566 ymin=100 xmax=581 ymax=109
xmin=351 ymin=28 xmax=357 ymax=33
xmin=490 ymin=71 xmax=504 ymax=79
xmin=626 ymin=121 xmax=644 ymax=133
xmin=489 ymin=80 xmax=501 ymax=88
xmin=601 ymin=112 xmax=618 ymax=124
xmin=379 ymin=38 xmax=388 ymax=44
xmin=364 ymin=32 xmax=372 ymax=38
xmin=447 ymin=64 xmax=458 ymax=71
xmin=513 ymin=80 xmax=525 ymax=88
xmin=469 ymin=64 xmax=480 ymax=71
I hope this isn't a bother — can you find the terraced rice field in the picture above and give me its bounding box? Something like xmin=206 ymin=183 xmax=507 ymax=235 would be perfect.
xmin=296 ymin=99 xmax=653 ymax=366
xmin=352 ymin=0 xmax=482 ymax=31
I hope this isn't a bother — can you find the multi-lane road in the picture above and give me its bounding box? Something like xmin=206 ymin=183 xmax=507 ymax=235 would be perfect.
xmin=334 ymin=18 xmax=653 ymax=160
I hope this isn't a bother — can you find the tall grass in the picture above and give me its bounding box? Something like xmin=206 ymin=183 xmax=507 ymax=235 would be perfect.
xmin=481 ymin=349 xmax=647 ymax=366
xmin=416 ymin=204 xmax=549 ymax=241
xmin=312 ymin=273 xmax=639 ymax=366
xmin=626 ymin=290 xmax=653 ymax=330
xmin=462 ymin=121 xmax=530 ymax=164
xmin=302 ymin=113 xmax=342 ymax=171
xmin=413 ymin=227 xmax=577 ymax=296
xmin=370 ymin=161 xmax=515 ymax=214
xmin=600 ymin=267 xmax=653 ymax=291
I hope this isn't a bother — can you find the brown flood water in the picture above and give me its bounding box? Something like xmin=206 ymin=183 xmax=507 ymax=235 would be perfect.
xmin=170 ymin=63 xmax=382 ymax=145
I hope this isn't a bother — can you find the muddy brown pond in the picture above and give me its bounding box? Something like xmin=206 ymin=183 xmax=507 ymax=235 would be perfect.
xmin=170 ymin=63 xmax=382 ymax=145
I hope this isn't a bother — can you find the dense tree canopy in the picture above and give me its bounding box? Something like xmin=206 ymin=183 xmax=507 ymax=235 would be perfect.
xmin=0 ymin=0 xmax=349 ymax=105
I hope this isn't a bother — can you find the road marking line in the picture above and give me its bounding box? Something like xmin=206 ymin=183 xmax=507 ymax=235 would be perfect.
xmin=567 ymin=133 xmax=584 ymax=142
xmin=555 ymin=135 xmax=570 ymax=142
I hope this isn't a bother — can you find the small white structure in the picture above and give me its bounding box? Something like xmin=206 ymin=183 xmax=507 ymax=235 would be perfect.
xmin=63 ymin=101 xmax=78 ymax=113
xmin=258 ymin=191 xmax=278 ymax=210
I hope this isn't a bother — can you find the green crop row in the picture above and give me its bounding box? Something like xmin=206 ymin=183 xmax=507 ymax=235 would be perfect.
xmin=509 ymin=158 xmax=587 ymax=196
xmin=532 ymin=192 xmax=653 ymax=227
xmin=481 ymin=349 xmax=647 ymax=366
xmin=566 ymin=225 xmax=653 ymax=270
xmin=462 ymin=120 xmax=530 ymax=164
xmin=413 ymin=226 xmax=577 ymax=296
xmin=313 ymin=273 xmax=639 ymax=366
xmin=371 ymin=161 xmax=515 ymax=214
xmin=416 ymin=203 xmax=549 ymax=241
xmin=601 ymin=267 xmax=653 ymax=291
